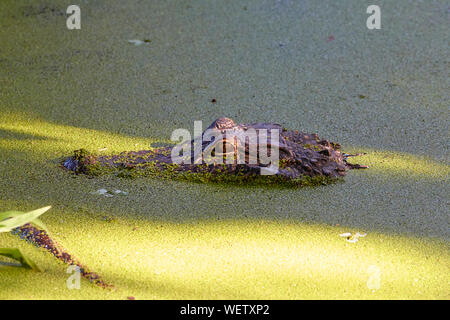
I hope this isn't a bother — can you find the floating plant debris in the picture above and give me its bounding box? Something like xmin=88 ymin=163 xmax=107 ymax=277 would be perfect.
xmin=90 ymin=189 xmax=128 ymax=197
xmin=128 ymin=39 xmax=150 ymax=46
xmin=339 ymin=232 xmax=367 ymax=243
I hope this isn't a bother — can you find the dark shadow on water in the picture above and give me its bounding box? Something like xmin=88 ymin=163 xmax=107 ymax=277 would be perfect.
xmin=3 ymin=147 xmax=450 ymax=240
xmin=150 ymin=142 xmax=175 ymax=148
xmin=0 ymin=134 xmax=448 ymax=240
xmin=0 ymin=128 xmax=51 ymax=141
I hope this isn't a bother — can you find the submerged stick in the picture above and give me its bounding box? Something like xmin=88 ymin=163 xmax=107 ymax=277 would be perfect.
xmin=12 ymin=224 xmax=114 ymax=289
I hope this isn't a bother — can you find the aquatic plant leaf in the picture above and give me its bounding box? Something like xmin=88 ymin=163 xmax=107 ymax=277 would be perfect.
xmin=0 ymin=248 xmax=41 ymax=271
xmin=0 ymin=211 xmax=47 ymax=231
xmin=0 ymin=206 xmax=51 ymax=233
xmin=0 ymin=211 xmax=22 ymax=221
xmin=27 ymin=217 xmax=47 ymax=231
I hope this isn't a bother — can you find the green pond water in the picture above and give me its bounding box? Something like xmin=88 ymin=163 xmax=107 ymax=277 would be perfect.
xmin=0 ymin=0 xmax=448 ymax=299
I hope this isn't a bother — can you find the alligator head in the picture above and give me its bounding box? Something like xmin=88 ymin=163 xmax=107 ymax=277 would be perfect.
xmin=62 ymin=117 xmax=367 ymax=186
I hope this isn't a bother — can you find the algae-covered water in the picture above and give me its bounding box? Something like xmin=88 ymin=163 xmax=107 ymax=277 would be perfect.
xmin=0 ymin=0 xmax=448 ymax=299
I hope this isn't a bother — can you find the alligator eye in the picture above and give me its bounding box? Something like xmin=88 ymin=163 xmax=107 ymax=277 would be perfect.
xmin=212 ymin=141 xmax=235 ymax=159
xmin=222 ymin=141 xmax=236 ymax=154
xmin=204 ymin=139 xmax=236 ymax=161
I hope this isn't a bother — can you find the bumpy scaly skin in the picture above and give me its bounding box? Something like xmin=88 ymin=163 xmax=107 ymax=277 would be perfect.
xmin=63 ymin=118 xmax=366 ymax=186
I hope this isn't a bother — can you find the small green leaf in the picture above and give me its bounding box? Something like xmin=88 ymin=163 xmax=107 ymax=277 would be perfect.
xmin=0 ymin=206 xmax=51 ymax=233
xmin=29 ymin=217 xmax=47 ymax=231
xmin=0 ymin=248 xmax=41 ymax=271
xmin=0 ymin=211 xmax=23 ymax=221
